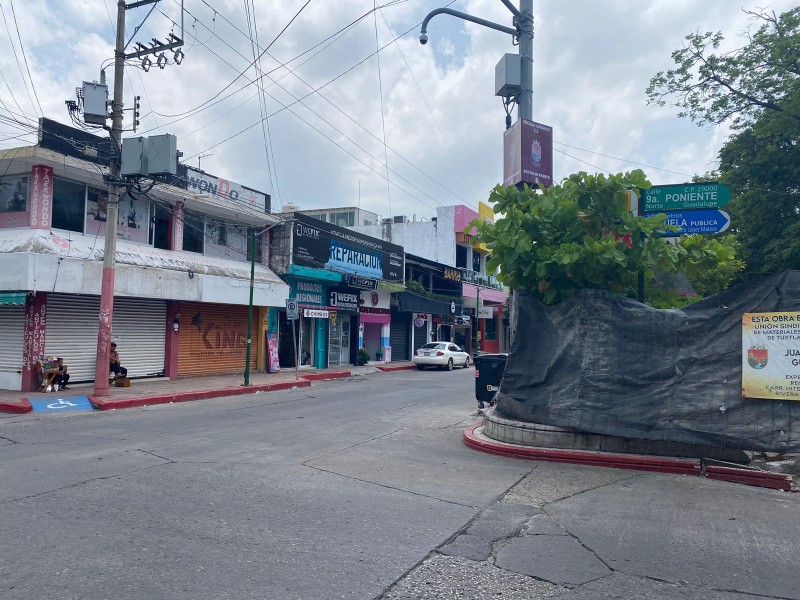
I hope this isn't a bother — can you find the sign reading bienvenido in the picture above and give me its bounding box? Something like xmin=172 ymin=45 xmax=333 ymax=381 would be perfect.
xmin=292 ymin=213 xmax=404 ymax=282
xmin=643 ymin=182 xmax=731 ymax=212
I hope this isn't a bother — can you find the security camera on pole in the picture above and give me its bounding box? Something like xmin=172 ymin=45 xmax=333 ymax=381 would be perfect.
xmin=420 ymin=0 xmax=534 ymax=345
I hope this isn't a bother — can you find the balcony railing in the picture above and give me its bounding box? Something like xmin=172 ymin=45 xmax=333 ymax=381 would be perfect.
xmin=461 ymin=269 xmax=502 ymax=290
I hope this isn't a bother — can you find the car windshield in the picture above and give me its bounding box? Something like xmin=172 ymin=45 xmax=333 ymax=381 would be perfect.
xmin=421 ymin=343 xmax=446 ymax=350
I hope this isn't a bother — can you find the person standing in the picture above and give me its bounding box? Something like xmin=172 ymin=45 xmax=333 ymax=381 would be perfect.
xmin=109 ymin=342 xmax=128 ymax=380
xmin=54 ymin=357 xmax=70 ymax=390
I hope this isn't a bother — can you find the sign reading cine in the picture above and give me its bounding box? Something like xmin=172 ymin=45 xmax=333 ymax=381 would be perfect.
xmin=643 ymin=182 xmax=731 ymax=212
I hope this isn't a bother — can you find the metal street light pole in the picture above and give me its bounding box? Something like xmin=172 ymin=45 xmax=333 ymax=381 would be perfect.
xmin=420 ymin=0 xmax=534 ymax=347
xmin=93 ymin=0 xmax=126 ymax=397
xmin=243 ymin=219 xmax=290 ymax=386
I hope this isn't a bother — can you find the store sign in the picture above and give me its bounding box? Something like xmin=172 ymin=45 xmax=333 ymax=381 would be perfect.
xmin=185 ymin=165 xmax=269 ymax=212
xmin=444 ymin=267 xmax=461 ymax=282
xmin=347 ymin=274 xmax=378 ymax=290
xmin=292 ymin=280 xmax=325 ymax=306
xmin=478 ymin=307 xmax=493 ymax=319
xmin=29 ymin=165 xmax=53 ymax=230
xmin=328 ymin=287 xmax=360 ymax=313
xmin=292 ymin=213 xmax=403 ymax=282
xmin=462 ymin=269 xmax=503 ymax=290
xmin=304 ymin=309 xmax=329 ymax=319
xmin=742 ymin=312 xmax=800 ymax=401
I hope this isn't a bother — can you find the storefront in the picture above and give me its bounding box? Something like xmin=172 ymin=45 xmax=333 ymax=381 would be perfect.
xmin=176 ymin=302 xmax=255 ymax=377
xmin=358 ymin=290 xmax=391 ymax=363
xmin=40 ymin=294 xmax=167 ymax=382
xmin=0 ymin=294 xmax=26 ymax=390
xmin=277 ymin=214 xmax=405 ymax=366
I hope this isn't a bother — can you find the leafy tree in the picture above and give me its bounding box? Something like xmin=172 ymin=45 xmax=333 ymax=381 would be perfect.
xmin=718 ymin=91 xmax=800 ymax=275
xmin=646 ymin=8 xmax=800 ymax=130
xmin=472 ymin=171 xmax=737 ymax=305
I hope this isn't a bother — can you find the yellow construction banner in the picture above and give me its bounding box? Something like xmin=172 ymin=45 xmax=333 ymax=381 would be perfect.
xmin=742 ymin=312 xmax=800 ymax=400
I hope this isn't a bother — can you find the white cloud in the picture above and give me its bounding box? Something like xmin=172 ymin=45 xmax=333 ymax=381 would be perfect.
xmin=1 ymin=0 xmax=795 ymax=219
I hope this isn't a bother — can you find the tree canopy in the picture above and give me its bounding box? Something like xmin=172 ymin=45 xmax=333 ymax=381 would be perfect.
xmin=472 ymin=171 xmax=736 ymax=305
xmin=646 ymin=8 xmax=800 ymax=130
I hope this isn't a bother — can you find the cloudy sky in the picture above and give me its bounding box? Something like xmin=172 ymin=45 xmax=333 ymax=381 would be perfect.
xmin=0 ymin=0 xmax=794 ymax=220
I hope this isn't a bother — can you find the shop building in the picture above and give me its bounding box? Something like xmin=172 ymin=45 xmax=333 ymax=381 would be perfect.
xmin=348 ymin=204 xmax=510 ymax=354
xmin=0 ymin=119 xmax=289 ymax=392
xmin=269 ymin=212 xmax=404 ymax=368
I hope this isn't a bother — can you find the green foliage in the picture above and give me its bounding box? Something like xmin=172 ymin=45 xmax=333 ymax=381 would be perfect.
xmin=682 ymin=234 xmax=746 ymax=295
xmin=646 ymin=8 xmax=800 ymax=130
xmin=357 ymin=348 xmax=370 ymax=366
xmin=718 ymin=89 xmax=800 ymax=276
xmin=472 ymin=171 xmax=738 ymax=305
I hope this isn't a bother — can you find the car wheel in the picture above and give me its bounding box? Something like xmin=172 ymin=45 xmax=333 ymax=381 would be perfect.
xmin=416 ymin=364 xmax=424 ymax=370
xmin=463 ymin=357 xmax=470 ymax=368
xmin=446 ymin=358 xmax=453 ymax=371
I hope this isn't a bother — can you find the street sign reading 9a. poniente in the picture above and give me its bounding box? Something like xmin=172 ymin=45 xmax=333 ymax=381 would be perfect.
xmin=643 ymin=182 xmax=731 ymax=212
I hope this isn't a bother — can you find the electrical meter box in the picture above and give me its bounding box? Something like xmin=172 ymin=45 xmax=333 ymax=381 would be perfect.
xmin=121 ymin=136 xmax=147 ymax=177
xmin=146 ymin=134 xmax=177 ymax=175
xmin=495 ymin=54 xmax=521 ymax=98
xmin=82 ymin=81 xmax=108 ymax=125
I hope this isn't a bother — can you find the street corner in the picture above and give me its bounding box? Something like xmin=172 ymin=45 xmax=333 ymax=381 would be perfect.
xmin=28 ymin=395 xmax=95 ymax=413
xmin=0 ymin=398 xmax=33 ymax=414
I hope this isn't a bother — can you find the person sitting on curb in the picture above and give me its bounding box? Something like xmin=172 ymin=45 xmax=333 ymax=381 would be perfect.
xmin=109 ymin=342 xmax=128 ymax=380
xmin=54 ymin=357 xmax=70 ymax=390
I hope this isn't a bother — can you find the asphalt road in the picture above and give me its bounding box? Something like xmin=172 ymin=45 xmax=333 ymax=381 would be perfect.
xmin=1 ymin=369 xmax=799 ymax=600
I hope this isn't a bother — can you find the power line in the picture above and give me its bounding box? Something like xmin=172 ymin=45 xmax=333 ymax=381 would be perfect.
xmin=7 ymin=0 xmax=43 ymax=116
xmin=0 ymin=2 xmax=40 ymax=117
xmin=553 ymin=141 xmax=693 ymax=177
xmin=374 ymin=0 xmax=392 ymax=219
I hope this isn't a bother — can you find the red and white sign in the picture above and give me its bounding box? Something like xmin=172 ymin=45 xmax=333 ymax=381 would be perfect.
xmin=173 ymin=201 xmax=185 ymax=251
xmin=29 ymin=165 xmax=53 ymax=230
xmin=304 ymin=308 xmax=329 ymax=319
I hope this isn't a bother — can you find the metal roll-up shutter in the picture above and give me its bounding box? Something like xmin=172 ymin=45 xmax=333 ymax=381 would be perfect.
xmin=178 ymin=302 xmax=257 ymax=376
xmin=0 ymin=306 xmax=24 ymax=386
xmin=413 ymin=320 xmax=429 ymax=353
xmin=389 ymin=314 xmax=410 ymax=361
xmin=47 ymin=295 xmax=166 ymax=382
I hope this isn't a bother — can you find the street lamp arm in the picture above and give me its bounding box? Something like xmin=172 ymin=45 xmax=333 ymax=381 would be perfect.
xmin=499 ymin=0 xmax=521 ymax=18
xmin=420 ymin=8 xmax=518 ymax=43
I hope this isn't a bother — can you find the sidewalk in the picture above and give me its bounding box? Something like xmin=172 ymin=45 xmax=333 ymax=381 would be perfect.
xmin=0 ymin=362 xmax=417 ymax=414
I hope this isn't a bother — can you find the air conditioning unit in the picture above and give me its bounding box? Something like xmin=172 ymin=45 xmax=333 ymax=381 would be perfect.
xmin=393 ymin=215 xmax=407 ymax=224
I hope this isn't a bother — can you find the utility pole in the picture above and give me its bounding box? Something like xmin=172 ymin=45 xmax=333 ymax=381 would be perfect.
xmin=93 ymin=0 xmax=127 ymax=397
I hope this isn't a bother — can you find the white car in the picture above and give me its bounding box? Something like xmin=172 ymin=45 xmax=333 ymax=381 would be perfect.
xmin=413 ymin=342 xmax=471 ymax=370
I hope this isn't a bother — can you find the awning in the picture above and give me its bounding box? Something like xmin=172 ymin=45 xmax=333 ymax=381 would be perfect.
xmin=0 ymin=292 xmax=26 ymax=305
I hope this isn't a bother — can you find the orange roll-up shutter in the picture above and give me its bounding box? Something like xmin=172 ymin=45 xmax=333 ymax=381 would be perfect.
xmin=178 ymin=302 xmax=258 ymax=376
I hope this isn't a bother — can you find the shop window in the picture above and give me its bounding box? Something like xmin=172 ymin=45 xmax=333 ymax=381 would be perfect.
xmin=52 ymin=177 xmax=86 ymax=233
xmin=149 ymin=202 xmax=171 ymax=249
xmin=472 ymin=251 xmax=481 ymax=272
xmin=485 ymin=315 xmax=497 ymax=341
xmin=183 ymin=211 xmax=204 ymax=253
xmin=332 ymin=211 xmax=354 ymax=227
xmin=0 ymin=175 xmax=27 ymax=213
xmin=456 ymin=245 xmax=468 ymax=269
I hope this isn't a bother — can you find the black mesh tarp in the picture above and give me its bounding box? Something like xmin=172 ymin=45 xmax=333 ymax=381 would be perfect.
xmin=494 ymin=271 xmax=800 ymax=453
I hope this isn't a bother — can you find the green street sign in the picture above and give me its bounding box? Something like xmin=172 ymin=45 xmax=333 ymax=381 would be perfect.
xmin=643 ymin=182 xmax=731 ymax=212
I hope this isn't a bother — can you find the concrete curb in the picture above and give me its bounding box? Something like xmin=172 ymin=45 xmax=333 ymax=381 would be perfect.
xmin=464 ymin=424 xmax=796 ymax=491
xmin=0 ymin=398 xmax=32 ymax=414
xmin=376 ymin=365 xmax=417 ymax=372
xmin=90 ymin=380 xmax=311 ymax=411
xmin=299 ymin=371 xmax=351 ymax=381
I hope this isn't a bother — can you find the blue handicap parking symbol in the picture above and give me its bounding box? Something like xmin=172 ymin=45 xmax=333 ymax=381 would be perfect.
xmin=29 ymin=395 xmax=95 ymax=413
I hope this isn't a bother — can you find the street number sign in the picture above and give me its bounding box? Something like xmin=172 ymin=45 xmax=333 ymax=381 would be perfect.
xmin=643 ymin=183 xmax=731 ymax=212
xmin=285 ymin=299 xmax=299 ymax=320
xmin=647 ymin=209 xmax=731 ymax=236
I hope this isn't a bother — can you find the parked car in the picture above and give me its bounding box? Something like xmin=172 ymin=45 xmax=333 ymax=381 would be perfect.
xmin=413 ymin=342 xmax=470 ymax=370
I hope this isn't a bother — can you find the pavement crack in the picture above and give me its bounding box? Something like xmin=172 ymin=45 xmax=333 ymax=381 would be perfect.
xmin=301 ymin=428 xmax=405 ymax=464
xmin=304 ymin=463 xmax=476 ymax=508
xmin=137 ymin=449 xmax=175 ymax=462
xmin=0 ymin=435 xmax=19 ymax=444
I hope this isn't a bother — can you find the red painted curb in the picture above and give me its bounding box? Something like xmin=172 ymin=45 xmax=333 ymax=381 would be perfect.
xmin=90 ymin=380 xmax=311 ymax=411
xmin=376 ymin=365 xmax=417 ymax=372
xmin=0 ymin=398 xmax=32 ymax=414
xmin=705 ymin=465 xmax=794 ymax=492
xmin=463 ymin=424 xmax=702 ymax=476
xmin=300 ymin=371 xmax=351 ymax=381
